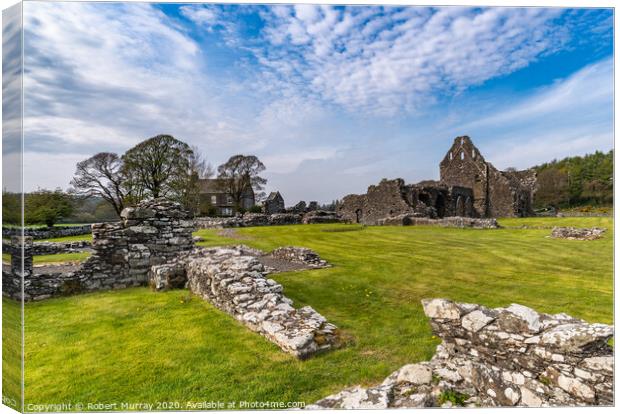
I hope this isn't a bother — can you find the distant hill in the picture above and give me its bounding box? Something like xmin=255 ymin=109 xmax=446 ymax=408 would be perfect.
xmin=532 ymin=150 xmax=613 ymax=209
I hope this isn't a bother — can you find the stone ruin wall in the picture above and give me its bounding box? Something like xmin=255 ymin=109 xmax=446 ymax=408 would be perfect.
xmin=2 ymin=199 xmax=194 ymax=301
xmin=2 ymin=224 xmax=92 ymax=240
xmin=440 ymin=136 xmax=537 ymax=218
xmin=309 ymin=299 xmax=613 ymax=408
xmin=338 ymin=179 xmax=476 ymax=225
xmin=150 ymin=245 xmax=340 ymax=359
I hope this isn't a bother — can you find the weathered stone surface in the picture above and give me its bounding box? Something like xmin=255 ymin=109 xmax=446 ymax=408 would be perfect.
xmin=338 ymin=178 xmax=475 ymax=225
xmin=310 ymin=299 xmax=613 ymax=408
xmin=149 ymin=263 xmax=187 ymax=291
xmin=3 ymin=199 xmax=195 ymax=301
xmin=301 ymin=210 xmax=344 ymax=224
xmin=2 ymin=224 xmax=92 ymax=240
xmin=195 ymin=213 xmax=306 ymax=228
xmin=307 ymin=386 xmax=391 ymax=409
xmin=462 ymin=309 xmax=496 ymax=332
xmin=338 ymin=136 xmax=537 ymax=224
xmin=184 ymin=248 xmax=340 ymax=359
xmin=269 ymin=246 xmax=330 ymax=269
xmin=550 ymin=227 xmax=606 ymax=241
xmin=422 ymin=298 xmax=462 ymax=320
xmin=378 ymin=215 xmax=500 ymax=229
xmin=440 ymin=136 xmax=536 ymax=218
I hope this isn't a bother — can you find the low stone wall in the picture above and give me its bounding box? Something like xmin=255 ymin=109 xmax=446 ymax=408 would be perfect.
xmin=270 ymin=247 xmax=330 ymax=268
xmin=3 ymin=199 xmax=194 ymax=301
xmin=2 ymin=224 xmax=92 ymax=240
xmin=551 ymin=227 xmax=606 ymax=240
xmin=309 ymin=299 xmax=613 ymax=408
xmin=185 ymin=250 xmax=340 ymax=359
xmin=30 ymin=240 xmax=91 ymax=255
xmin=269 ymin=213 xmax=303 ymax=225
xmin=195 ymin=212 xmax=324 ymax=229
xmin=378 ymin=215 xmax=500 ymax=229
xmin=302 ymin=211 xmax=343 ymax=224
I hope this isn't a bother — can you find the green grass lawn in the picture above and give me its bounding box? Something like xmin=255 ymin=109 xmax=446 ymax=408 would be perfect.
xmin=38 ymin=233 xmax=93 ymax=243
xmin=2 ymin=252 xmax=90 ymax=265
xmin=20 ymin=217 xmax=613 ymax=409
xmin=2 ymin=297 xmax=22 ymax=411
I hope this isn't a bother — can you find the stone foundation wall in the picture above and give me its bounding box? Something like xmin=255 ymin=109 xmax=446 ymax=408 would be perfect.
xmin=550 ymin=227 xmax=606 ymax=240
xmin=309 ymin=299 xmax=613 ymax=408
xmin=378 ymin=215 xmax=499 ymax=229
xmin=270 ymin=247 xmax=330 ymax=268
xmin=194 ymin=212 xmax=342 ymax=229
xmin=151 ymin=245 xmax=340 ymax=359
xmin=2 ymin=224 xmax=92 ymax=240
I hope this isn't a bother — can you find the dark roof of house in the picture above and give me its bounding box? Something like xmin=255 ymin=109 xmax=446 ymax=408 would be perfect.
xmin=198 ymin=178 xmax=227 ymax=194
xmin=198 ymin=178 xmax=256 ymax=197
xmin=266 ymin=191 xmax=282 ymax=201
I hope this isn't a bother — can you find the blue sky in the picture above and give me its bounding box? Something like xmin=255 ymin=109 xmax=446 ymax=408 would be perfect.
xmin=12 ymin=2 xmax=614 ymax=204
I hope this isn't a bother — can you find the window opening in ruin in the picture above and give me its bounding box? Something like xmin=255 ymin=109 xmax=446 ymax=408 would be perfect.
xmin=460 ymin=151 xmax=464 ymax=160
xmin=419 ymin=193 xmax=431 ymax=206
xmin=449 ymin=152 xmax=453 ymax=160
xmin=472 ymin=149 xmax=475 ymax=159
xmin=456 ymin=196 xmax=465 ymax=216
xmin=435 ymin=194 xmax=446 ymax=218
xmin=355 ymin=209 xmax=362 ymax=224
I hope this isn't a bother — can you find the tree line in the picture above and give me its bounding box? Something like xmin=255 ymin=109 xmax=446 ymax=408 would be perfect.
xmin=532 ymin=150 xmax=613 ymax=209
xmin=2 ymin=134 xmax=267 ymax=226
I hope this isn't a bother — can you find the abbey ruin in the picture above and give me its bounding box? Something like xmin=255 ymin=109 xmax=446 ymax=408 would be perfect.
xmin=339 ymin=136 xmax=537 ymax=224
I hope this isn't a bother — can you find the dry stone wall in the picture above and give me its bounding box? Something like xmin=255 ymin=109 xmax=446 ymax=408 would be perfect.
xmin=77 ymin=199 xmax=194 ymax=291
xmin=309 ymin=299 xmax=613 ymax=408
xmin=3 ymin=199 xmax=194 ymax=301
xmin=194 ymin=212 xmax=343 ymax=229
xmin=2 ymin=224 xmax=92 ymax=240
xmin=148 ymin=245 xmax=339 ymax=359
xmin=30 ymin=240 xmax=91 ymax=255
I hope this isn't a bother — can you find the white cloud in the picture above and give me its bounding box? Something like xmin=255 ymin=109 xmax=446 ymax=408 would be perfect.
xmin=253 ymin=6 xmax=571 ymax=116
xmin=14 ymin=3 xmax=613 ymax=204
xmin=458 ymin=58 xmax=613 ymax=170
xmin=464 ymin=58 xmax=613 ymax=129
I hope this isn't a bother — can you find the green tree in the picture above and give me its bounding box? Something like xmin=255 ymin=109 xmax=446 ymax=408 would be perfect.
xmin=533 ymin=150 xmax=613 ymax=208
xmin=25 ymin=189 xmax=74 ymax=227
xmin=217 ymin=155 xmax=266 ymax=212
xmin=121 ymin=134 xmax=193 ymax=201
xmin=2 ymin=191 xmax=21 ymax=225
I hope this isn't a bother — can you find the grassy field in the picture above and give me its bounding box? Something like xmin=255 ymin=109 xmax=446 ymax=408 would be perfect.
xmin=39 ymin=234 xmax=93 ymax=243
xmin=2 ymin=252 xmax=90 ymax=265
xmin=2 ymin=297 xmax=21 ymax=411
xmin=17 ymin=217 xmax=613 ymax=408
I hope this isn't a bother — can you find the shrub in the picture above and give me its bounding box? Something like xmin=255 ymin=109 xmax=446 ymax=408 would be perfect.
xmin=437 ymin=390 xmax=469 ymax=407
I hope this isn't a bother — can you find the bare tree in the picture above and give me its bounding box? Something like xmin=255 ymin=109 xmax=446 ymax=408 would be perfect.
xmin=70 ymin=152 xmax=126 ymax=217
xmin=217 ymin=155 xmax=266 ymax=211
